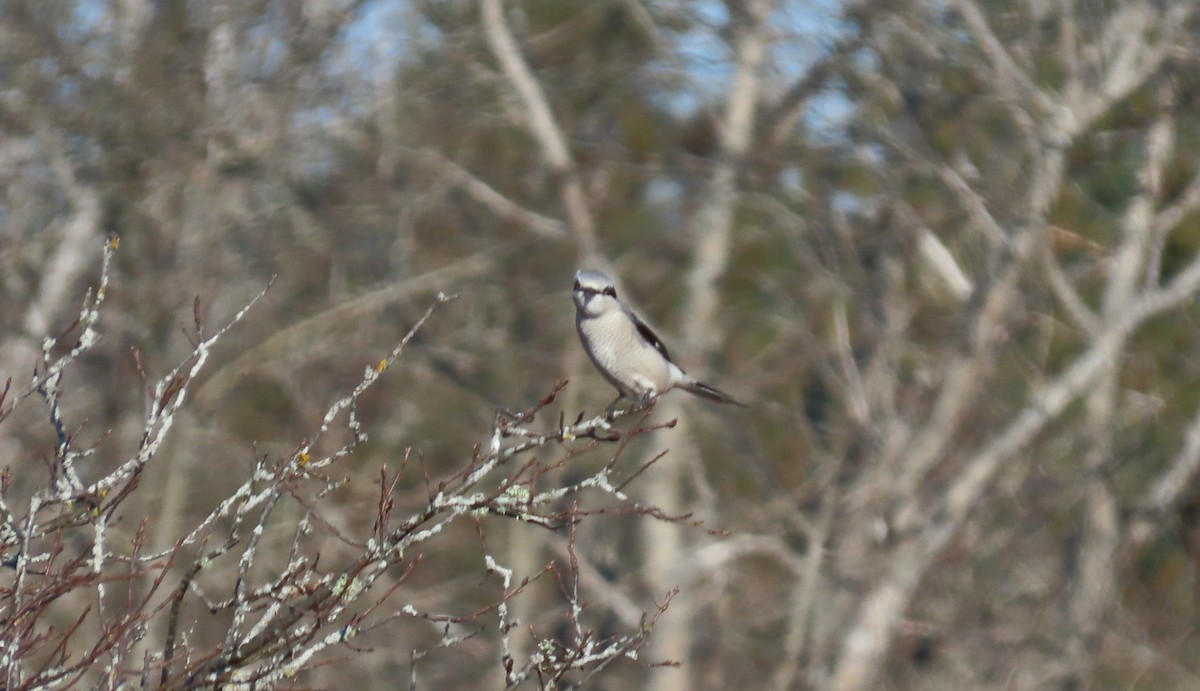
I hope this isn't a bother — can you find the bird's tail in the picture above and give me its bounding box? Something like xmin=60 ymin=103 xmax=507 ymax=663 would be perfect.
xmin=681 ymin=380 xmax=747 ymax=407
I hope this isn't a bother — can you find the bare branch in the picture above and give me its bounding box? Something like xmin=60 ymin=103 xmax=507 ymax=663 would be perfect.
xmin=834 ymin=245 xmax=1200 ymax=690
xmin=480 ymin=0 xmax=599 ymax=257
xmin=950 ymin=0 xmax=1055 ymax=116
xmin=407 ymin=148 xmax=569 ymax=238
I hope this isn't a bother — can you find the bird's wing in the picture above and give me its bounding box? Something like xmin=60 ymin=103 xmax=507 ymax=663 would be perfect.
xmin=628 ymin=310 xmax=672 ymax=362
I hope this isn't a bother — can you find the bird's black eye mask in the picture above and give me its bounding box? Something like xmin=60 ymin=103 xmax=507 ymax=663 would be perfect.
xmin=574 ymin=281 xmax=618 ymax=299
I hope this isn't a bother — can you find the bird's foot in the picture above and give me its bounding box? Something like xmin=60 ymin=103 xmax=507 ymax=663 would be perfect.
xmin=603 ymin=392 xmax=660 ymax=420
xmin=636 ymin=390 xmax=660 ymax=410
xmin=603 ymin=401 xmax=622 ymax=421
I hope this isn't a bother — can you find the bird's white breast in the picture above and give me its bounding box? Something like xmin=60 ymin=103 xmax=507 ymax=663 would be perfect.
xmin=577 ymin=310 xmax=672 ymax=397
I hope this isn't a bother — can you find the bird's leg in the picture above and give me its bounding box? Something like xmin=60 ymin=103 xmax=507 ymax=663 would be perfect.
xmin=605 ymin=391 xmax=660 ymax=419
xmin=637 ymin=390 xmax=658 ymax=409
xmin=604 ymin=395 xmax=626 ymax=420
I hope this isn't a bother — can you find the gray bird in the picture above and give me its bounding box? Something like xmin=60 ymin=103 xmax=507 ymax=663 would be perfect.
xmin=572 ymin=269 xmax=745 ymax=413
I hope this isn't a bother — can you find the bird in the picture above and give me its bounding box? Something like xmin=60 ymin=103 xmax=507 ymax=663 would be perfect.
xmin=572 ymin=269 xmax=745 ymax=414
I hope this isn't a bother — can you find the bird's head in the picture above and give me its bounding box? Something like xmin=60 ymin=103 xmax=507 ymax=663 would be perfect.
xmin=573 ymin=269 xmax=620 ymax=317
